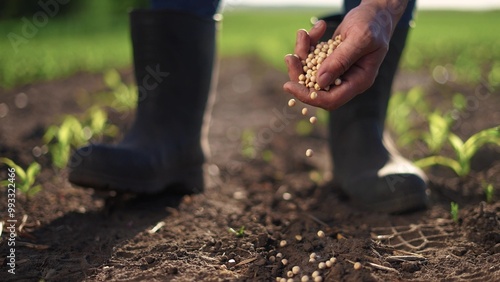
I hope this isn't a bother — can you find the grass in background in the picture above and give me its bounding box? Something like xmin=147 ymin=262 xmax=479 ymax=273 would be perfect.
xmin=0 ymin=9 xmax=499 ymax=88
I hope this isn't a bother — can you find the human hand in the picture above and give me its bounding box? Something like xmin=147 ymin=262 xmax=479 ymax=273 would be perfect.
xmin=283 ymin=0 xmax=408 ymax=110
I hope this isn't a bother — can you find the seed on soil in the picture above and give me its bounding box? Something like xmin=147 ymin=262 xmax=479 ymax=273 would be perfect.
xmin=276 ymin=253 xmax=283 ymax=258
xmin=317 ymin=230 xmax=325 ymax=238
xmin=287 ymin=270 xmax=294 ymax=278
xmin=299 ymin=36 xmax=343 ymax=91
xmin=312 ymin=271 xmax=320 ymax=278
xmin=269 ymin=256 xmax=276 ymax=262
xmin=309 ymin=116 xmax=317 ymax=124
xmin=301 ymin=275 xmax=310 ymax=282
xmin=318 ymin=262 xmax=326 ymax=269
xmin=281 ymin=258 xmax=288 ymax=266
xmin=354 ymin=262 xmax=362 ymax=270
xmin=329 ymin=257 xmax=337 ymax=264
xmin=310 ymin=92 xmax=318 ymax=100
xmin=301 ymin=108 xmax=308 ymax=115
xmin=280 ymin=240 xmax=287 ymax=247
xmin=334 ymin=78 xmax=342 ymax=86
xmin=325 ymin=260 xmax=333 ymax=268
xmin=288 ymin=99 xmax=296 ymax=107
xmin=306 ymin=149 xmax=314 ymax=157
xmin=310 ymin=253 xmax=317 ymax=259
xmin=314 ymin=276 xmax=323 ymax=282
xmin=295 ymin=235 xmax=303 ymax=241
xmin=309 ymin=257 xmax=316 ymax=263
xmin=292 ymin=266 xmax=301 ymax=275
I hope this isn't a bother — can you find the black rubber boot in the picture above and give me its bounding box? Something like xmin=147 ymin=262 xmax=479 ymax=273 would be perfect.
xmin=321 ymin=15 xmax=429 ymax=213
xmin=68 ymin=9 xmax=216 ymax=194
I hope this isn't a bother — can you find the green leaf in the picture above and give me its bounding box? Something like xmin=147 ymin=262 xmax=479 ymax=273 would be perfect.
xmin=25 ymin=162 xmax=41 ymax=187
xmin=462 ymin=126 xmax=500 ymax=160
xmin=452 ymin=93 xmax=467 ymax=111
xmin=413 ymin=155 xmax=463 ymax=176
xmin=103 ymin=69 xmax=122 ymax=89
xmin=427 ymin=112 xmax=450 ymax=153
xmin=0 ymin=157 xmax=27 ymax=181
xmin=43 ymin=125 xmax=59 ymax=144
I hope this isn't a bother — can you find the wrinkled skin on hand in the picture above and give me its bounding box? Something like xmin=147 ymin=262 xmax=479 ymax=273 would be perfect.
xmin=283 ymin=1 xmax=406 ymax=110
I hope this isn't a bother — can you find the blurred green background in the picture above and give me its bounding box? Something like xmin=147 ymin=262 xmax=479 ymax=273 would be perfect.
xmin=1 ymin=0 xmax=499 ymax=89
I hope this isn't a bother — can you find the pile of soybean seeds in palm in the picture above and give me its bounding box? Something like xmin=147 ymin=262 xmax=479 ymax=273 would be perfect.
xmin=298 ymin=35 xmax=343 ymax=91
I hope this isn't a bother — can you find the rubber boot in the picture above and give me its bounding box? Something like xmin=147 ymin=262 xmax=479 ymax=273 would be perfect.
xmin=321 ymin=15 xmax=429 ymax=213
xmin=68 ymin=9 xmax=216 ymax=194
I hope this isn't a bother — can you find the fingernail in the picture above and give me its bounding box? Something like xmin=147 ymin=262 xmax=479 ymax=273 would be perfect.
xmin=318 ymin=73 xmax=333 ymax=87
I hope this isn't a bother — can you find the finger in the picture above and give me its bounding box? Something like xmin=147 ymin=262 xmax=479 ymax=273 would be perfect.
xmin=284 ymin=54 xmax=303 ymax=82
xmin=283 ymin=82 xmax=351 ymax=111
xmin=295 ymin=29 xmax=310 ymax=59
xmin=308 ymin=20 xmax=327 ymax=46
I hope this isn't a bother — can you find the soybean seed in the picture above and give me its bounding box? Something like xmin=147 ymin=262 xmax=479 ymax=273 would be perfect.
xmin=301 ymin=108 xmax=308 ymax=115
xmin=329 ymin=257 xmax=337 ymax=264
xmin=312 ymin=271 xmax=320 ymax=278
xmin=354 ymin=262 xmax=362 ymax=270
xmin=287 ymin=271 xmax=294 ymax=278
xmin=318 ymin=262 xmax=326 ymax=269
xmin=325 ymin=261 xmax=332 ymax=268
xmin=317 ymin=230 xmax=325 ymax=238
xmin=309 ymin=116 xmax=317 ymax=124
xmin=306 ymin=149 xmax=314 ymax=157
xmin=334 ymin=78 xmax=342 ymax=86
xmin=314 ymin=276 xmax=323 ymax=282
xmin=281 ymin=259 xmax=288 ymax=266
xmin=309 ymin=253 xmax=317 ymax=259
xmin=280 ymin=240 xmax=287 ymax=247
xmin=310 ymin=92 xmax=318 ymax=100
xmin=301 ymin=275 xmax=310 ymax=282
xmin=288 ymin=99 xmax=296 ymax=107
xmin=292 ymin=266 xmax=300 ymax=275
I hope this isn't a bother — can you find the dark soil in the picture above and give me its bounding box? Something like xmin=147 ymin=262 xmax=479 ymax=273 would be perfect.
xmin=0 ymin=56 xmax=499 ymax=282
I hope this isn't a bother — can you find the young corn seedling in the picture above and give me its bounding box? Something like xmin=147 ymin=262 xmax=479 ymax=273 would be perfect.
xmin=228 ymin=226 xmax=246 ymax=238
xmin=103 ymin=69 xmax=137 ymax=112
xmin=450 ymin=202 xmax=459 ymax=223
xmin=0 ymin=158 xmax=42 ymax=199
xmin=43 ymin=106 xmax=118 ymax=169
xmin=414 ymin=126 xmax=500 ymax=177
xmin=483 ymin=183 xmax=495 ymax=204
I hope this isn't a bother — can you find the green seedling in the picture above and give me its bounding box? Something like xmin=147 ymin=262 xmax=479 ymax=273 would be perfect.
xmin=450 ymin=202 xmax=459 ymax=223
xmin=421 ymin=111 xmax=453 ymax=154
xmin=228 ymin=226 xmax=246 ymax=237
xmin=414 ymin=126 xmax=500 ymax=177
xmin=240 ymin=129 xmax=256 ymax=159
xmin=0 ymin=158 xmax=42 ymax=198
xmin=483 ymin=183 xmax=494 ymax=204
xmin=104 ymin=69 xmax=137 ymax=112
xmin=43 ymin=106 xmax=118 ymax=169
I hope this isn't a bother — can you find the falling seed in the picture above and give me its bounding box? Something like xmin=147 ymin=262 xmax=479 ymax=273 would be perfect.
xmin=310 ymin=92 xmax=318 ymax=100
xmin=288 ymin=99 xmax=296 ymax=107
xmin=317 ymin=230 xmax=325 ymax=238
xmin=280 ymin=240 xmax=287 ymax=247
xmin=318 ymin=262 xmax=326 ymax=269
xmin=334 ymin=78 xmax=342 ymax=86
xmin=354 ymin=262 xmax=362 ymax=270
xmin=306 ymin=149 xmax=314 ymax=157
xmin=309 ymin=116 xmax=317 ymax=124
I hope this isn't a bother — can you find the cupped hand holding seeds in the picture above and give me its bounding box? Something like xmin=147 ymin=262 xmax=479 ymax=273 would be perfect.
xmin=284 ymin=1 xmax=407 ymax=110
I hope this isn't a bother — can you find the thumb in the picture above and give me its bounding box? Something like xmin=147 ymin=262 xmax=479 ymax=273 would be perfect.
xmin=316 ymin=34 xmax=366 ymax=88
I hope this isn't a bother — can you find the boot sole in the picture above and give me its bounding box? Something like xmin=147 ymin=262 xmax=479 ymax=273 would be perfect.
xmin=68 ymin=166 xmax=204 ymax=195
